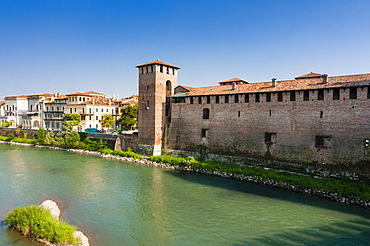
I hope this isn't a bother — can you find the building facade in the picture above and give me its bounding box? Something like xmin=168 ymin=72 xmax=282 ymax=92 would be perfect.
xmin=138 ymin=60 xmax=370 ymax=164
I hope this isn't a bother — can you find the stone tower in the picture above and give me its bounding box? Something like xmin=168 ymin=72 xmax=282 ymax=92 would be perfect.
xmin=136 ymin=60 xmax=180 ymax=156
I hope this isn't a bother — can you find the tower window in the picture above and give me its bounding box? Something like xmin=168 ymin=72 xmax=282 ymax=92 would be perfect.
xmin=203 ymin=108 xmax=210 ymax=119
xmin=190 ymin=97 xmax=194 ymax=104
xmin=160 ymin=65 xmax=163 ymax=73
xmin=368 ymin=87 xmax=370 ymax=99
xmin=350 ymin=87 xmax=357 ymax=99
xmin=216 ymin=95 xmax=220 ymax=104
xmin=225 ymin=95 xmax=229 ymax=103
xmin=198 ymin=96 xmax=202 ymax=104
xmin=303 ymin=91 xmax=309 ymax=101
xmin=206 ymin=95 xmax=210 ymax=104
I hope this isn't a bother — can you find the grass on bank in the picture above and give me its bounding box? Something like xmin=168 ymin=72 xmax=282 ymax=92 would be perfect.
xmin=6 ymin=205 xmax=79 ymax=245
xmin=2 ymin=133 xmax=370 ymax=202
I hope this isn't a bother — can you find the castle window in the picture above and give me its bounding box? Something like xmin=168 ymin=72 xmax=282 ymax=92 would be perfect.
xmin=265 ymin=132 xmax=276 ymax=144
xmin=320 ymin=111 xmax=323 ymax=118
xmin=166 ymin=67 xmax=169 ymax=74
xmin=318 ymin=89 xmax=324 ymax=100
xmin=206 ymin=95 xmax=211 ymax=104
xmin=203 ymin=108 xmax=210 ymax=119
xmin=244 ymin=94 xmax=249 ymax=103
xmin=234 ymin=94 xmax=239 ymax=103
xmin=368 ymin=87 xmax=370 ymax=99
xmin=333 ymin=88 xmax=340 ymax=100
xmin=216 ymin=95 xmax=220 ymax=104
xmin=255 ymin=93 xmax=260 ymax=103
xmin=190 ymin=97 xmax=194 ymax=104
xmin=225 ymin=95 xmax=229 ymax=103
xmin=238 ymin=111 xmax=241 ymax=117
xmin=201 ymin=129 xmax=208 ymax=138
xmin=277 ymin=92 xmax=283 ymax=102
xmin=350 ymin=87 xmax=357 ymax=99
xmin=172 ymin=68 xmax=175 ymax=75
xmin=266 ymin=93 xmax=271 ymax=102
xmin=290 ymin=91 xmax=296 ymax=101
xmin=315 ymin=136 xmax=331 ymax=148
xmin=303 ymin=91 xmax=309 ymax=101
xmin=198 ymin=96 xmax=202 ymax=104
xmin=160 ymin=65 xmax=163 ymax=73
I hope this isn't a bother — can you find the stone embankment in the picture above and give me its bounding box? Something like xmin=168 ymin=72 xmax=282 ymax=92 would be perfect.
xmin=2 ymin=141 xmax=370 ymax=208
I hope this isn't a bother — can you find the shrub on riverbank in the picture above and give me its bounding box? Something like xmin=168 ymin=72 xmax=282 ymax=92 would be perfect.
xmin=6 ymin=205 xmax=79 ymax=245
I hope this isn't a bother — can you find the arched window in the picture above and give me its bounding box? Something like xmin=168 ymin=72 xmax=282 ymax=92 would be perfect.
xmin=203 ymin=108 xmax=210 ymax=119
xmin=166 ymin=80 xmax=172 ymax=97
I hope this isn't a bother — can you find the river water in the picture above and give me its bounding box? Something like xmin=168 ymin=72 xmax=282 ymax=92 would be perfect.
xmin=1 ymin=144 xmax=370 ymax=245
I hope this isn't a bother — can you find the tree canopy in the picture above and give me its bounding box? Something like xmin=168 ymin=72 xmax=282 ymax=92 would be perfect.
xmin=119 ymin=104 xmax=138 ymax=130
xmin=63 ymin=114 xmax=80 ymax=126
xmin=102 ymin=114 xmax=114 ymax=129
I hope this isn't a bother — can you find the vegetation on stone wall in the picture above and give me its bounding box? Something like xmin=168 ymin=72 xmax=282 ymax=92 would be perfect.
xmin=6 ymin=205 xmax=79 ymax=245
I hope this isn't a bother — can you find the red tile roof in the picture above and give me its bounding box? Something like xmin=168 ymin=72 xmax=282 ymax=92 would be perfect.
xmin=136 ymin=60 xmax=180 ymax=69
xmin=295 ymin=72 xmax=324 ymax=79
xmin=218 ymin=77 xmax=248 ymax=84
xmin=181 ymin=73 xmax=370 ymax=96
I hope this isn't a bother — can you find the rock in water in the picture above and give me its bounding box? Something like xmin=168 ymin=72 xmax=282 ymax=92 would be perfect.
xmin=40 ymin=199 xmax=61 ymax=219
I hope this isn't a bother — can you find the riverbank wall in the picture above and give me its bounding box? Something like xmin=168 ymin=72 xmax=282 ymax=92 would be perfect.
xmin=1 ymin=140 xmax=370 ymax=209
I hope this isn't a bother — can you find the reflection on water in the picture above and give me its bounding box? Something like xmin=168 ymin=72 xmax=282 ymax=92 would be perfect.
xmin=1 ymin=144 xmax=370 ymax=246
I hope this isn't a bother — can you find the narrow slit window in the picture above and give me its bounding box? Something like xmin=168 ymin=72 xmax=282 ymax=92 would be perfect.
xmin=203 ymin=108 xmax=210 ymax=119
xmin=350 ymin=87 xmax=357 ymax=99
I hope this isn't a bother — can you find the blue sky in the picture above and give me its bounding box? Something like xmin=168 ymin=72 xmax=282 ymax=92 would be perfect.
xmin=1 ymin=0 xmax=370 ymax=99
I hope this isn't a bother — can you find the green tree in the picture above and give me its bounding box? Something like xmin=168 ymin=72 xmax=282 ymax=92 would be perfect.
xmin=56 ymin=121 xmax=80 ymax=148
xmin=102 ymin=114 xmax=114 ymax=129
xmin=119 ymin=104 xmax=138 ymax=130
xmin=63 ymin=114 xmax=80 ymax=126
xmin=2 ymin=121 xmax=10 ymax=127
xmin=37 ymin=128 xmax=47 ymax=142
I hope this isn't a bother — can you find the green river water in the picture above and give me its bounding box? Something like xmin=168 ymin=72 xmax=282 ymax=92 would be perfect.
xmin=1 ymin=144 xmax=370 ymax=245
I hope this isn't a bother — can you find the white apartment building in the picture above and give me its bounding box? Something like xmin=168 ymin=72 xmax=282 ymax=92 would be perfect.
xmin=66 ymin=91 xmax=116 ymax=131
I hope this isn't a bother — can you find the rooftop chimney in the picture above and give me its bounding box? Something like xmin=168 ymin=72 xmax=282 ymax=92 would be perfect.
xmin=272 ymin=78 xmax=277 ymax=87
xmin=323 ymin=74 xmax=328 ymax=84
xmin=231 ymin=82 xmax=236 ymax=90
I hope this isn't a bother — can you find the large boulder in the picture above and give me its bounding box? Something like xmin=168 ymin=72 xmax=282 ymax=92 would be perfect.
xmin=40 ymin=199 xmax=60 ymax=219
xmin=39 ymin=199 xmax=90 ymax=246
